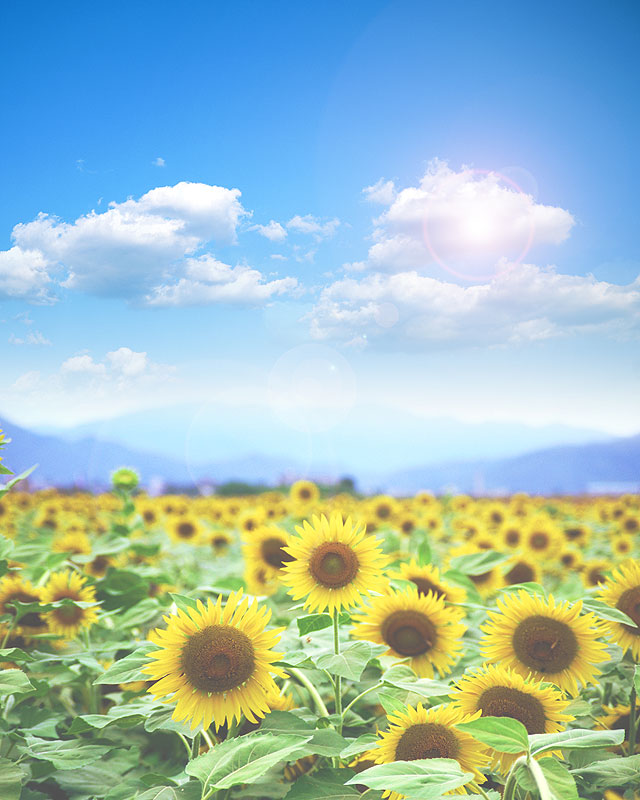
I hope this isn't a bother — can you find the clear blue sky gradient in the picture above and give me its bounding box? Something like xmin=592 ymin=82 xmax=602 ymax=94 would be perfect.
xmin=1 ymin=0 xmax=639 ymax=444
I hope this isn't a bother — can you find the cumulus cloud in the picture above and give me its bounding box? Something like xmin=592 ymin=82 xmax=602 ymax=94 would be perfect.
xmin=9 ymin=330 xmax=51 ymax=346
xmin=249 ymin=220 xmax=287 ymax=241
xmin=0 ymin=246 xmax=55 ymax=303
xmin=357 ymin=160 xmax=575 ymax=279
xmin=287 ymin=214 xmax=340 ymax=239
xmin=307 ymin=264 xmax=640 ymax=348
xmin=6 ymin=182 xmax=248 ymax=298
xmin=61 ymin=354 xmax=107 ymax=374
xmin=362 ymin=178 xmax=396 ymax=205
xmin=145 ymin=254 xmax=299 ymax=307
xmin=153 ymin=157 xmax=165 ymax=167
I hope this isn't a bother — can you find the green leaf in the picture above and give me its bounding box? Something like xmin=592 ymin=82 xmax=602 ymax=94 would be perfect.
xmin=449 ymin=550 xmax=510 ymax=575
xmin=572 ymin=754 xmax=640 ymax=788
xmin=258 ymin=711 xmax=315 ymax=736
xmin=0 ymin=464 xmax=37 ymax=496
xmin=316 ymin=641 xmax=388 ymax=681
xmin=0 ymin=758 xmax=25 ymax=800
xmin=634 ymin=664 xmax=640 ymax=695
xmin=93 ymin=644 xmax=155 ymax=685
xmin=517 ymin=758 xmax=578 ymax=800
xmin=581 ymin=598 xmax=636 ymax=626
xmin=456 ymin=716 xmax=529 ymax=753
xmin=305 ymin=728 xmax=350 ymax=757
xmin=285 ymin=767 xmax=360 ymax=800
xmin=134 ymin=786 xmax=201 ymax=800
xmin=0 ymin=537 xmax=14 ymax=559
xmin=377 ymin=691 xmax=407 ymax=716
xmin=0 ymin=668 xmax=34 ymax=695
xmin=22 ymin=736 xmax=112 ymax=770
xmin=417 ymin=538 xmax=432 ymax=566
xmin=185 ymin=732 xmax=312 ymax=791
xmin=297 ymin=612 xmax=350 ymax=636
xmin=117 ymin=597 xmax=161 ymax=628
xmin=345 ymin=758 xmax=473 ymax=798
xmin=169 ymin=593 xmax=200 ymax=612
xmin=529 ymin=728 xmax=625 ymax=755
xmin=340 ymin=734 xmax=379 ymax=760
xmin=382 ymin=664 xmax=453 ymax=698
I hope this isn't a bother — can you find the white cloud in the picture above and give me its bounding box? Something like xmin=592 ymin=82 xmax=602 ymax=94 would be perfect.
xmin=0 ymin=246 xmax=55 ymax=303
xmin=249 ymin=220 xmax=287 ymax=241
xmin=362 ymin=178 xmax=396 ymax=205
xmin=357 ymin=160 xmax=575 ymax=279
xmin=307 ymin=264 xmax=640 ymax=348
xmin=9 ymin=330 xmax=51 ymax=346
xmin=145 ymin=254 xmax=299 ymax=307
xmin=7 ymin=182 xmax=248 ymax=298
xmin=106 ymin=347 xmax=149 ymax=376
xmin=287 ymin=214 xmax=340 ymax=239
xmin=61 ymin=354 xmax=107 ymax=374
xmin=153 ymin=157 xmax=165 ymax=167
xmin=11 ymin=371 xmax=41 ymax=391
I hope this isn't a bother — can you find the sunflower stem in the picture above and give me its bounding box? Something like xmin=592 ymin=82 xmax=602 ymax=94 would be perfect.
xmin=502 ymin=757 xmax=527 ymax=800
xmin=526 ymin=753 xmax=553 ymax=800
xmin=289 ymin=667 xmax=330 ymax=717
xmin=342 ymin=681 xmax=383 ymax=719
xmin=332 ymin=608 xmax=343 ymax=733
xmin=191 ymin=732 xmax=201 ymax=759
xmin=469 ymin=782 xmax=493 ymax=800
xmin=629 ymin=681 xmax=638 ymax=755
xmin=177 ymin=733 xmax=192 ymax=759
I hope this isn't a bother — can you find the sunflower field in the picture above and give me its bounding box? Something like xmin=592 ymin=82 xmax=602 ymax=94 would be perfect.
xmin=1 ymin=435 xmax=640 ymax=800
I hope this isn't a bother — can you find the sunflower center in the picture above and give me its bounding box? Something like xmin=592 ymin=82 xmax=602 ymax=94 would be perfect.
xmin=395 ymin=723 xmax=460 ymax=760
xmin=529 ymin=532 xmax=549 ymax=550
xmin=260 ymin=537 xmax=294 ymax=569
xmin=512 ymin=615 xmax=578 ymax=673
xmin=177 ymin=522 xmax=196 ymax=539
xmin=505 ymin=530 xmax=521 ymax=546
xmin=565 ymin=528 xmax=582 ymax=540
xmin=299 ymin=488 xmax=311 ymax=500
xmin=478 ymin=686 xmax=547 ymax=734
xmin=411 ymin=577 xmax=445 ymax=600
xmin=91 ymin=556 xmax=110 ymax=574
xmin=55 ymin=600 xmax=84 ymax=624
xmin=381 ymin=610 xmax=436 ymax=656
xmin=181 ymin=624 xmax=255 ymax=693
xmin=505 ymin=563 xmax=536 ymax=585
xmin=470 ymin=571 xmax=493 ymax=586
xmin=376 ymin=505 xmax=391 ymax=519
xmin=617 ymin=587 xmax=640 ymax=634
xmin=309 ymin=542 xmax=359 ymax=588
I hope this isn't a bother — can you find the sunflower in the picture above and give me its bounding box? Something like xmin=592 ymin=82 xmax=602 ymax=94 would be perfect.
xmin=388 ymin=560 xmax=467 ymax=605
xmin=53 ymin=530 xmax=91 ymax=556
xmin=396 ymin=512 xmax=418 ymax=537
xmin=612 ymin=534 xmax=635 ymax=560
xmin=522 ymin=518 xmax=563 ymax=562
xmin=452 ymin=664 xmax=573 ymax=772
xmin=583 ymin=559 xmax=611 ymax=588
xmin=243 ymin=525 xmax=293 ymax=573
xmin=563 ymin=523 xmax=590 ymax=548
xmin=480 ymin=590 xmax=608 ymax=696
xmin=280 ymin=512 xmax=388 ymax=614
xmin=503 ymin=557 xmax=541 ymax=587
xmin=369 ymin=495 xmax=400 ymax=526
xmin=42 ymin=570 xmax=99 ymax=639
xmin=289 ymin=480 xmax=320 ymax=508
xmin=558 ymin=548 xmax=583 ymax=572
xmin=373 ymin=703 xmax=488 ymax=798
xmin=352 ymin=586 xmax=465 ymax=678
xmin=210 ymin=529 xmax=234 ymax=555
xmin=597 ymin=703 xmax=640 ymax=755
xmin=168 ymin=515 xmax=202 ymax=545
xmin=84 ymin=554 xmax=115 ymax=578
xmin=237 ymin=507 xmax=265 ymax=535
xmin=143 ymin=590 xmax=286 ymax=730
xmin=596 ymin=560 xmax=640 ymax=659
xmin=0 ymin=574 xmax=48 ymax=638
xmin=245 ymin=563 xmax=281 ymax=597
xmin=499 ymin=522 xmax=525 ymax=551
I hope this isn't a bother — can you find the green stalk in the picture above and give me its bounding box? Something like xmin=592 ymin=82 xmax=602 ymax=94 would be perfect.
xmin=629 ymin=682 xmax=637 ymax=755
xmin=502 ymin=757 xmax=527 ymax=800
xmin=342 ymin=681 xmax=383 ymax=720
xmin=527 ymin=755 xmax=553 ymax=800
xmin=332 ymin=608 xmax=342 ymax=731
xmin=191 ymin=732 xmax=201 ymax=759
xmin=289 ymin=667 xmax=330 ymax=717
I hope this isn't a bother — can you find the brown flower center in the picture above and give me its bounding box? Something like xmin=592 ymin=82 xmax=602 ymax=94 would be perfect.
xmin=260 ymin=537 xmax=294 ymax=569
xmin=298 ymin=488 xmax=311 ymax=500
xmin=182 ymin=625 xmax=255 ymax=693
xmin=505 ymin=530 xmax=521 ymax=546
xmin=381 ymin=610 xmax=436 ymax=656
xmin=395 ymin=723 xmax=460 ymax=760
xmin=309 ymin=542 xmax=359 ymax=588
xmin=512 ymin=615 xmax=578 ymax=673
xmin=90 ymin=556 xmax=110 ymax=574
xmin=624 ymin=518 xmax=639 ymax=533
xmin=54 ymin=598 xmax=84 ymax=625
xmin=505 ymin=562 xmax=536 ymax=585
xmin=478 ymin=686 xmax=547 ymax=734
xmin=177 ymin=522 xmax=196 ymax=539
xmin=617 ymin=587 xmax=640 ymax=635
xmin=564 ymin=527 xmax=582 ymax=540
xmin=529 ymin=532 xmax=549 ymax=550
xmin=411 ymin=577 xmax=446 ymax=600
xmin=376 ymin=504 xmax=392 ymax=520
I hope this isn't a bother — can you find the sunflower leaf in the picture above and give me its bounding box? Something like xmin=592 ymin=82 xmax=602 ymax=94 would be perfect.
xmin=381 ymin=664 xmax=453 ymax=698
xmin=316 ymin=641 xmax=388 ymax=681
xmin=340 ymin=734 xmax=379 ymax=760
xmin=21 ymin=735 xmax=113 ymax=770
xmin=297 ymin=612 xmax=350 ymax=636
xmin=93 ymin=643 xmax=156 ymax=685
xmin=581 ymin=598 xmax=636 ymax=626
xmin=635 ymin=664 xmax=640 ymax=694
xmin=344 ymin=758 xmax=473 ymax=798
xmin=516 ymin=758 xmax=579 ymax=800
xmin=455 ymin=716 xmax=529 ymax=753
xmin=571 ymin=754 xmax=640 ymax=787
xmin=185 ymin=732 xmax=312 ymax=791
xmin=449 ymin=550 xmax=510 ymax=575
xmin=529 ymin=728 xmax=625 ymax=755
xmin=284 ymin=767 xmax=361 ymax=800
xmin=0 ymin=668 xmax=35 ymax=695
xmin=0 ymin=758 xmax=25 ymax=800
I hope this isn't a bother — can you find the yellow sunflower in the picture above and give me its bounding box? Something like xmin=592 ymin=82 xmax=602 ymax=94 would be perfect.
xmin=289 ymin=480 xmax=320 ymax=508
xmin=373 ymin=703 xmax=489 ymax=798
xmin=596 ymin=560 xmax=640 ymax=659
xmin=612 ymin=534 xmax=635 ymax=560
xmin=243 ymin=525 xmax=293 ymax=573
xmin=210 ymin=529 xmax=234 ymax=555
xmin=351 ymin=586 xmax=465 ymax=678
xmin=0 ymin=574 xmax=48 ymax=638
xmin=280 ymin=512 xmax=388 ymax=614
xmin=583 ymin=559 xmax=611 ymax=588
xmin=388 ymin=560 xmax=467 ymax=605
xmin=558 ymin=548 xmax=583 ymax=572
xmin=143 ymin=590 xmax=286 ymax=730
xmin=521 ymin=518 xmax=563 ymax=562
xmin=480 ymin=590 xmax=608 ymax=696
xmin=53 ymin=530 xmax=91 ymax=556
xmin=452 ymin=664 xmax=573 ymax=772
xmin=503 ymin=557 xmax=541 ymax=587
xmin=42 ymin=570 xmax=99 ymax=639
xmin=168 ymin=515 xmax=202 ymax=545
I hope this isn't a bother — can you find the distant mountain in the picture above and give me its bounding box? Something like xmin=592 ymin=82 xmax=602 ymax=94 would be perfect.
xmin=383 ymin=434 xmax=640 ymax=495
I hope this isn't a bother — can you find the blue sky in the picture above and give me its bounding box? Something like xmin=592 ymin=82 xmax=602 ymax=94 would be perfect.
xmin=1 ymin=0 xmax=639 ymax=460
